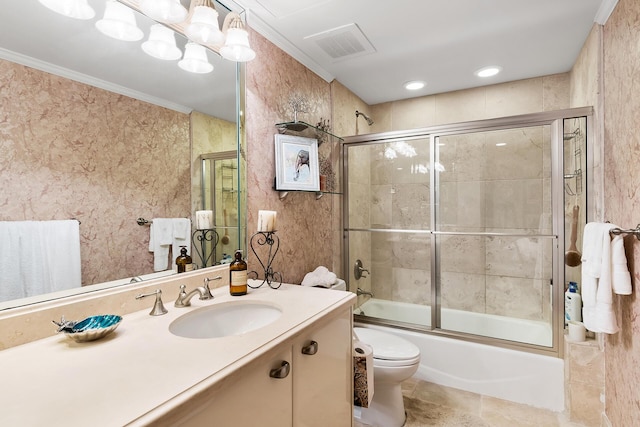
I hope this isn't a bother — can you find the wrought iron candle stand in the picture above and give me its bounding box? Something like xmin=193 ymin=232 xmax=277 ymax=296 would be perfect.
xmin=248 ymin=231 xmax=282 ymax=289
xmin=191 ymin=229 xmax=219 ymax=268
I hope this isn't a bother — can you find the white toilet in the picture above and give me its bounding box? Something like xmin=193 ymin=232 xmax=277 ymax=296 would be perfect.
xmin=353 ymin=326 xmax=421 ymax=427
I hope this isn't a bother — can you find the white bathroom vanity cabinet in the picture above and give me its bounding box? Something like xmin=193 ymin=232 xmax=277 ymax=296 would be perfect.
xmin=177 ymin=310 xmax=353 ymax=426
xmin=0 ymin=280 xmax=355 ymax=427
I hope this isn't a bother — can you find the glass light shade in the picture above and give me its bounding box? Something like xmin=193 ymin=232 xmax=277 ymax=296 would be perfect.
xmin=185 ymin=6 xmax=224 ymax=46
xmin=142 ymin=24 xmax=182 ymax=60
xmin=96 ymin=0 xmax=144 ymax=41
xmin=220 ymin=28 xmax=256 ymax=62
xmin=38 ymin=0 xmax=95 ymax=20
xmin=178 ymin=43 xmax=214 ymax=74
xmin=139 ymin=0 xmax=187 ymax=24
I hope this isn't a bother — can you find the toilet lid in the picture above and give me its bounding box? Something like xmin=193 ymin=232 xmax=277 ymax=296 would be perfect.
xmin=354 ymin=327 xmax=420 ymax=361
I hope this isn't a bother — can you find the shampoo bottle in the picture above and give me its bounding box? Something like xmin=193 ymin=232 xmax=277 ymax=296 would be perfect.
xmin=229 ymin=250 xmax=248 ymax=296
xmin=176 ymin=246 xmax=193 ymax=273
xmin=564 ymin=281 xmax=582 ymax=325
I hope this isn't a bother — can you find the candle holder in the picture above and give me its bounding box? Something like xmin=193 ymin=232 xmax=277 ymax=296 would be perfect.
xmin=248 ymin=231 xmax=282 ymax=289
xmin=191 ymin=229 xmax=220 ymax=268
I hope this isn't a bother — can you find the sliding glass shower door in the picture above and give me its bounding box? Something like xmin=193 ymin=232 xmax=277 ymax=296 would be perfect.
xmin=434 ymin=125 xmax=554 ymax=346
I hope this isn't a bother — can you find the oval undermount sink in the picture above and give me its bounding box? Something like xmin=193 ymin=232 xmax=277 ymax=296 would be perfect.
xmin=169 ymin=301 xmax=282 ymax=339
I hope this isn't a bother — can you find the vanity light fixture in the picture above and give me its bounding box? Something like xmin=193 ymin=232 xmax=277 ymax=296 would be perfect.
xmin=142 ymin=24 xmax=182 ymax=60
xmin=185 ymin=0 xmax=225 ymax=46
xmin=96 ymin=0 xmax=144 ymax=41
xmin=219 ymin=13 xmax=256 ymax=62
xmin=178 ymin=42 xmax=214 ymax=73
xmin=139 ymin=0 xmax=188 ymax=24
xmin=404 ymin=80 xmax=426 ymax=91
xmin=475 ymin=66 xmax=502 ymax=78
xmin=38 ymin=0 xmax=95 ymax=20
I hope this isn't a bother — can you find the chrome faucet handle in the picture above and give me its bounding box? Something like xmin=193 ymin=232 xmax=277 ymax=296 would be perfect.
xmin=202 ymin=276 xmax=222 ymax=299
xmin=135 ymin=289 xmax=168 ymax=316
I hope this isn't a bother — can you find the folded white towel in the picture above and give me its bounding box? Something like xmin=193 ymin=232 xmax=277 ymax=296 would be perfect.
xmin=302 ymin=266 xmax=337 ymax=287
xmin=150 ymin=218 xmax=173 ymax=271
xmin=581 ymin=222 xmax=632 ymax=334
xmin=171 ymin=218 xmax=191 ymax=269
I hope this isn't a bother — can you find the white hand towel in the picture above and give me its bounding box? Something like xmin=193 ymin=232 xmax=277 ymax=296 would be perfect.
xmin=611 ymin=235 xmax=632 ymax=295
xmin=150 ymin=218 xmax=173 ymax=271
xmin=302 ymin=266 xmax=338 ymax=287
xmin=171 ymin=218 xmax=191 ymax=269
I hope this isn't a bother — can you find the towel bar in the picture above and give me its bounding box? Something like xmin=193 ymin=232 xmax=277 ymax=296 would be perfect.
xmin=609 ymin=224 xmax=640 ymax=240
xmin=137 ymin=217 xmax=151 ymax=226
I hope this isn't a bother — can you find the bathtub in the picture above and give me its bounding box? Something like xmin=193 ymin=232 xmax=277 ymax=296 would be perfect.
xmin=354 ymin=298 xmax=564 ymax=412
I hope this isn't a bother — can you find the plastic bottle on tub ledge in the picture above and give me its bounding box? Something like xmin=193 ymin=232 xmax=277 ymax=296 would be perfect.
xmin=564 ymin=281 xmax=582 ymax=326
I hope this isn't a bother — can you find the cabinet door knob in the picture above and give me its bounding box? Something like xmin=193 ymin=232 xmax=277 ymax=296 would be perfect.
xmin=269 ymin=361 xmax=290 ymax=379
xmin=301 ymin=340 xmax=318 ymax=356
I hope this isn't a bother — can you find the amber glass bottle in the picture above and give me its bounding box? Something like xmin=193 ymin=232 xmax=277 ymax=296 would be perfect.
xmin=229 ymin=250 xmax=248 ymax=296
xmin=176 ymin=246 xmax=193 ymax=273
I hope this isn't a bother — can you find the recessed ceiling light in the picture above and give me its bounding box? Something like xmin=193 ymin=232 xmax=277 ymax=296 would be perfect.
xmin=475 ymin=66 xmax=502 ymax=78
xmin=404 ymin=80 xmax=426 ymax=90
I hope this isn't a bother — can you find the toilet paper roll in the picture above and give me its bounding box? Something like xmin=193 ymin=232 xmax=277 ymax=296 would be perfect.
xmin=353 ymin=340 xmax=374 ymax=408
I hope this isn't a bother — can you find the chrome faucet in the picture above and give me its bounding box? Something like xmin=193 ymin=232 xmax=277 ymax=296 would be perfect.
xmin=357 ymin=287 xmax=374 ymax=298
xmin=203 ymin=276 xmax=222 ymax=298
xmin=174 ymin=284 xmax=210 ymax=308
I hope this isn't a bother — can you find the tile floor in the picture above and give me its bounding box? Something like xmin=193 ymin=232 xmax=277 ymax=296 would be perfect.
xmin=355 ymin=378 xmax=593 ymax=427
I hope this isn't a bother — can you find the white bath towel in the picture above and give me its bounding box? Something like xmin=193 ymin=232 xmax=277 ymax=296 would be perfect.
xmin=149 ymin=218 xmax=174 ymax=271
xmin=149 ymin=218 xmax=192 ymax=271
xmin=581 ymin=222 xmax=632 ymax=334
xmin=302 ymin=266 xmax=337 ymax=287
xmin=171 ymin=218 xmax=191 ymax=269
xmin=0 ymin=220 xmax=81 ymax=303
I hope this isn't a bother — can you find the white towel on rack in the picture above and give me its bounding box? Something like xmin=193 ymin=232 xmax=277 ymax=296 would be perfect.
xmin=149 ymin=218 xmax=191 ymax=271
xmin=171 ymin=218 xmax=191 ymax=269
xmin=581 ymin=222 xmax=631 ymax=334
xmin=149 ymin=218 xmax=173 ymax=271
xmin=0 ymin=220 xmax=81 ymax=303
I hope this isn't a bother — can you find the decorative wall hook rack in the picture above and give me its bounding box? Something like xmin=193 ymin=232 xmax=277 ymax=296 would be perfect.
xmin=248 ymin=231 xmax=282 ymax=289
xmin=609 ymin=224 xmax=640 ymax=240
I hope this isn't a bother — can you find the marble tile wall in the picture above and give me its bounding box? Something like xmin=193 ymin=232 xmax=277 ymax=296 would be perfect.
xmin=600 ymin=0 xmax=640 ymax=424
xmin=0 ymin=59 xmax=190 ymax=287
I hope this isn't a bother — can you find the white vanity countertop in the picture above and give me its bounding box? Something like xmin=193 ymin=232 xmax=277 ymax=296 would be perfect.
xmin=0 ymin=283 xmax=355 ymax=427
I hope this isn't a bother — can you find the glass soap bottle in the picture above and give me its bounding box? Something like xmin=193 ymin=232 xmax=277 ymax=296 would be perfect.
xmin=229 ymin=250 xmax=248 ymax=296
xmin=176 ymin=246 xmax=193 ymax=273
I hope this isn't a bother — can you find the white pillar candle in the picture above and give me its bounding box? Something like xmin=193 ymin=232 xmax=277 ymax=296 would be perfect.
xmin=196 ymin=210 xmax=213 ymax=229
xmin=257 ymin=210 xmax=277 ymax=232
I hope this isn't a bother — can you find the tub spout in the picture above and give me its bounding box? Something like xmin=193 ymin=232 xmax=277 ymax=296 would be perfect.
xmin=357 ymin=287 xmax=374 ymax=298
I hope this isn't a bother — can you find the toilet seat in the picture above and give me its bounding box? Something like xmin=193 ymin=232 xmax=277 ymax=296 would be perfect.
xmin=354 ymin=327 xmax=420 ymax=366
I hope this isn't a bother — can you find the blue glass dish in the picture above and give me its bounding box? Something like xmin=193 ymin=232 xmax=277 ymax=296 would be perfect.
xmin=53 ymin=314 xmax=122 ymax=342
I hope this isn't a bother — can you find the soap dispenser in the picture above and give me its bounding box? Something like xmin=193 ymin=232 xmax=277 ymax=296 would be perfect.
xmin=176 ymin=246 xmax=193 ymax=273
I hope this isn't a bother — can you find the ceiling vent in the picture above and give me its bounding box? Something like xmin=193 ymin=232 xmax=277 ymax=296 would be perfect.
xmin=304 ymin=23 xmax=376 ymax=62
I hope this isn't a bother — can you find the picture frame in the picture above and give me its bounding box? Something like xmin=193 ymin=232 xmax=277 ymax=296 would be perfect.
xmin=274 ymin=134 xmax=320 ymax=191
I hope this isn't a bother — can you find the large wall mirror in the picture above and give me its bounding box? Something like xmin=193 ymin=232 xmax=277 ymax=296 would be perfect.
xmin=0 ymin=0 xmax=246 ymax=310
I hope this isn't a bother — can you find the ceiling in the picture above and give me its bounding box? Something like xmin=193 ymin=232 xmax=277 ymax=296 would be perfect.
xmin=1 ymin=1 xmax=617 ymax=118
xmin=238 ymin=0 xmax=615 ymax=105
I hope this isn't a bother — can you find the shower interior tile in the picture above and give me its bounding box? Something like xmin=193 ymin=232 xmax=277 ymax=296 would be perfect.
xmin=440 ymin=271 xmax=486 ymax=313
xmin=391 ymin=182 xmax=430 ymax=229
xmin=439 ymin=235 xmax=486 ymax=275
xmin=370 ymin=184 xmax=392 ymax=227
xmin=485 ymin=275 xmax=544 ymax=321
xmin=392 ymin=267 xmax=430 ymax=305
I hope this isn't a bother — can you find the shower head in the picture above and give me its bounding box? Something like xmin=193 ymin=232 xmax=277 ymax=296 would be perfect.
xmin=355 ymin=110 xmax=374 ymax=126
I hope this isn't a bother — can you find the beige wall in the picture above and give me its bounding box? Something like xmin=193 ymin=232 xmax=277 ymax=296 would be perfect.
xmin=0 ymin=59 xmax=190 ymax=286
xmin=601 ymin=0 xmax=640 ymax=425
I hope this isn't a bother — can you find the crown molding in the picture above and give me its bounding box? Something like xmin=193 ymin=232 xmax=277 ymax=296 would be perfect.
xmin=0 ymin=47 xmax=192 ymax=114
xmin=594 ymin=0 xmax=618 ymax=25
